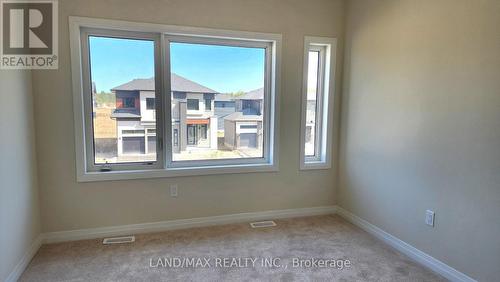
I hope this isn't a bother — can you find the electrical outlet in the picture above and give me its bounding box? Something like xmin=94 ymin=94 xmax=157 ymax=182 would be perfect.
xmin=170 ymin=184 xmax=178 ymax=198
xmin=425 ymin=210 xmax=435 ymax=227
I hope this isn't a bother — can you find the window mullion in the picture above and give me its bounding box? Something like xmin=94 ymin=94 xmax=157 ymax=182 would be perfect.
xmin=162 ymin=35 xmax=173 ymax=169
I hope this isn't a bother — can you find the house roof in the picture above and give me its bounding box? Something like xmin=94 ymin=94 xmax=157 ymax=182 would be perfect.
xmin=214 ymin=94 xmax=235 ymax=101
xmin=224 ymin=111 xmax=263 ymax=122
xmin=111 ymin=73 xmax=217 ymax=93
xmin=236 ymin=87 xmax=264 ymax=100
xmin=110 ymin=108 xmax=141 ymax=119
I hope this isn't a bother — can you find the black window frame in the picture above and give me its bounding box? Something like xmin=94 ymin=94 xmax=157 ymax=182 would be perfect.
xmin=122 ymin=97 xmax=136 ymax=108
xmin=187 ymin=99 xmax=199 ymax=110
xmin=146 ymin=97 xmax=155 ymax=110
xmin=205 ymin=98 xmax=212 ymax=110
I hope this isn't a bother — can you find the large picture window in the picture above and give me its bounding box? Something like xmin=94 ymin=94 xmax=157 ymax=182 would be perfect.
xmin=167 ymin=39 xmax=267 ymax=163
xmin=70 ymin=17 xmax=280 ymax=181
xmin=83 ymin=31 xmax=161 ymax=169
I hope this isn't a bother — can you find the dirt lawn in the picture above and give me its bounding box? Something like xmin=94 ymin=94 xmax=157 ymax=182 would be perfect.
xmin=93 ymin=107 xmax=116 ymax=138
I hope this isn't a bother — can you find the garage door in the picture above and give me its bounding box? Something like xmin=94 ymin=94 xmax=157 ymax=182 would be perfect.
xmin=147 ymin=136 xmax=156 ymax=154
xmin=239 ymin=133 xmax=257 ymax=148
xmin=122 ymin=137 xmax=145 ymax=154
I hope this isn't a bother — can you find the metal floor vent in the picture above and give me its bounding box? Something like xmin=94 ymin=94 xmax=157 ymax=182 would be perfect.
xmin=102 ymin=236 xmax=135 ymax=245
xmin=250 ymin=220 xmax=277 ymax=228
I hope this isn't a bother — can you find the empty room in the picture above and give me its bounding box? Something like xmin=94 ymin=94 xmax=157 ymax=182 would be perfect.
xmin=0 ymin=0 xmax=498 ymax=281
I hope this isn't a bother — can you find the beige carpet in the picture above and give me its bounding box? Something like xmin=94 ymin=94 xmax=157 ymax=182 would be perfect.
xmin=20 ymin=215 xmax=445 ymax=281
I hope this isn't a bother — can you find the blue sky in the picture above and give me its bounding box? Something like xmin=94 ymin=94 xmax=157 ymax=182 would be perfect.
xmin=89 ymin=37 xmax=265 ymax=93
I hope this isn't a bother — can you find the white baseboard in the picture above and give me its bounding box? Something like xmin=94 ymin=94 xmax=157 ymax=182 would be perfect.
xmin=336 ymin=206 xmax=476 ymax=282
xmin=41 ymin=205 xmax=337 ymax=244
xmin=5 ymin=235 xmax=42 ymax=282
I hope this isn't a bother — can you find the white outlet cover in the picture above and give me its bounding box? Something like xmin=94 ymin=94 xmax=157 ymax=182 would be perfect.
xmin=425 ymin=210 xmax=435 ymax=227
xmin=170 ymin=184 xmax=178 ymax=197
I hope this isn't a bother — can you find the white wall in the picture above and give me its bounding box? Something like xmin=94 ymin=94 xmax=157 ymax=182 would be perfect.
xmin=0 ymin=70 xmax=40 ymax=281
xmin=209 ymin=116 xmax=218 ymax=150
xmin=339 ymin=0 xmax=500 ymax=281
xmin=186 ymin=93 xmax=210 ymax=114
xmin=139 ymin=90 xmax=156 ymax=122
xmin=3 ymin=1 xmax=499 ymax=280
xmin=33 ymin=0 xmax=344 ymax=233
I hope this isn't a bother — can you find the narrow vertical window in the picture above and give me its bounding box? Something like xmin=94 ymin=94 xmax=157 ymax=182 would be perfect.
xmin=146 ymin=98 xmax=155 ymax=110
xmin=305 ymin=50 xmax=320 ymax=157
xmin=205 ymin=98 xmax=212 ymax=111
xmin=300 ymin=37 xmax=336 ymax=169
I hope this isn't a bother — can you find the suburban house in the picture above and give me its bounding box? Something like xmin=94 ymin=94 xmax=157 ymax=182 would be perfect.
xmin=213 ymin=93 xmax=236 ymax=130
xmin=111 ymin=74 xmax=219 ymax=157
xmin=223 ymin=88 xmax=264 ymax=150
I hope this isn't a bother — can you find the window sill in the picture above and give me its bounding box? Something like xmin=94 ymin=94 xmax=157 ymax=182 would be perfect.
xmin=299 ymin=160 xmax=331 ymax=171
xmin=77 ymin=162 xmax=279 ymax=182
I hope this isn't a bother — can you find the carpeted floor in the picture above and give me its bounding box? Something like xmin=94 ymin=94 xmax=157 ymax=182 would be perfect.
xmin=20 ymin=215 xmax=445 ymax=281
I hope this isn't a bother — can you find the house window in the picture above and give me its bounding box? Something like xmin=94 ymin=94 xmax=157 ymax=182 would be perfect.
xmin=169 ymin=39 xmax=270 ymax=164
xmin=81 ymin=30 xmax=162 ymax=171
xmin=300 ymin=36 xmax=336 ymax=170
xmin=187 ymin=124 xmax=197 ymax=145
xmin=305 ymin=50 xmax=320 ymax=157
xmin=241 ymin=100 xmax=260 ymax=115
xmin=173 ymin=129 xmax=179 ymax=146
xmin=215 ymin=101 xmax=235 ymax=108
xmin=240 ymin=125 xmax=258 ymax=129
xmin=146 ymin=98 xmax=155 ymax=110
xmin=122 ymin=130 xmax=145 ymax=135
xmin=187 ymin=99 xmax=199 ymax=110
xmin=205 ymin=99 xmax=211 ymax=110
xmin=122 ymin=97 xmax=135 ymax=108
xmin=71 ymin=17 xmax=280 ymax=181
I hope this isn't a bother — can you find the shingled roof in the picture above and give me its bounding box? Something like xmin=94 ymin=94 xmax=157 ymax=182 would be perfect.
xmin=237 ymin=87 xmax=264 ymax=100
xmin=111 ymin=73 xmax=217 ymax=93
xmin=214 ymin=93 xmax=235 ymax=101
